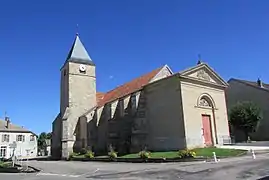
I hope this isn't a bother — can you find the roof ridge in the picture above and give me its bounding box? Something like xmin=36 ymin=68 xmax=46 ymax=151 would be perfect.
xmin=230 ymin=78 xmax=269 ymax=93
xmin=232 ymin=78 xmax=269 ymax=86
xmin=103 ymin=66 xmax=162 ymax=94
xmin=0 ymin=119 xmax=32 ymax=132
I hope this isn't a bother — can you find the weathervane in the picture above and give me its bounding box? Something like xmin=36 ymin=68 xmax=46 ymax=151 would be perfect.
xmin=76 ymin=24 xmax=79 ymax=36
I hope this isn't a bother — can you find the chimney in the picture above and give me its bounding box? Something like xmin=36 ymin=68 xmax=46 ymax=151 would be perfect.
xmin=257 ymin=78 xmax=263 ymax=88
xmin=5 ymin=117 xmax=10 ymax=129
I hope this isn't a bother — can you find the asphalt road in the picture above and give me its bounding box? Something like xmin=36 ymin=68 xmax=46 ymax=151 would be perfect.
xmin=1 ymin=153 xmax=269 ymax=180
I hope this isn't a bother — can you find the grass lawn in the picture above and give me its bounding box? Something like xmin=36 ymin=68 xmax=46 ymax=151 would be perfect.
xmin=119 ymin=147 xmax=247 ymax=159
xmin=194 ymin=147 xmax=246 ymax=157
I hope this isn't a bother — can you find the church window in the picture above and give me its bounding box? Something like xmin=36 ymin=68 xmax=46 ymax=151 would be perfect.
xmin=131 ymin=95 xmax=136 ymax=107
xmin=106 ymin=104 xmax=112 ymax=119
xmin=63 ymin=69 xmax=67 ymax=76
xmin=199 ymin=97 xmax=212 ymax=107
xmin=119 ymin=99 xmax=125 ymax=116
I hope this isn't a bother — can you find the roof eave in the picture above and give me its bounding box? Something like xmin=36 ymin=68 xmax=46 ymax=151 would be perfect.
xmin=0 ymin=130 xmax=37 ymax=136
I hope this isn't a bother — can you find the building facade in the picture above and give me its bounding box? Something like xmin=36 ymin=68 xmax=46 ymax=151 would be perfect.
xmin=0 ymin=117 xmax=38 ymax=159
xmin=226 ymin=78 xmax=269 ymax=141
xmin=52 ymin=34 xmax=231 ymax=159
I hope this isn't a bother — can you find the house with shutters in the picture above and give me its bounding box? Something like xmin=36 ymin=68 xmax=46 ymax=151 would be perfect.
xmin=51 ymin=34 xmax=231 ymax=159
xmin=226 ymin=78 xmax=269 ymax=141
xmin=0 ymin=117 xmax=37 ymax=159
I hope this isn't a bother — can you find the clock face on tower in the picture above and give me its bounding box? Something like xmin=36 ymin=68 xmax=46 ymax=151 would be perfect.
xmin=79 ymin=64 xmax=86 ymax=72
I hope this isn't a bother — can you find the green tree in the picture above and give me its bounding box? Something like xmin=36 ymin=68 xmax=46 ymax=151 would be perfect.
xmin=38 ymin=132 xmax=47 ymax=151
xmin=38 ymin=132 xmax=52 ymax=152
xmin=229 ymin=101 xmax=262 ymax=140
xmin=46 ymin=132 xmax=52 ymax=139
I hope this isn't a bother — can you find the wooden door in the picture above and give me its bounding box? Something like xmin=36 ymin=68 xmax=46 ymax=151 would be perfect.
xmin=202 ymin=115 xmax=213 ymax=146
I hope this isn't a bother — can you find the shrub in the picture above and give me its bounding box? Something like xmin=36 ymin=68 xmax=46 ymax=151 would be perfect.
xmin=108 ymin=144 xmax=117 ymax=159
xmin=178 ymin=149 xmax=196 ymax=158
xmin=0 ymin=162 xmax=11 ymax=168
xmin=79 ymin=148 xmax=87 ymax=155
xmin=84 ymin=150 xmax=95 ymax=159
xmin=108 ymin=151 xmax=117 ymax=159
xmin=138 ymin=150 xmax=151 ymax=159
xmin=69 ymin=152 xmax=79 ymax=159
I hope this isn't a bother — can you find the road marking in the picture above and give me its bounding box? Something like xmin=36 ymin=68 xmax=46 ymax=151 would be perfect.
xmin=79 ymin=168 xmax=100 ymax=177
xmin=37 ymin=172 xmax=80 ymax=178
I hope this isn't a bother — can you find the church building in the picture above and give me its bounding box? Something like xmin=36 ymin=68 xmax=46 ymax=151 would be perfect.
xmin=51 ymin=34 xmax=231 ymax=159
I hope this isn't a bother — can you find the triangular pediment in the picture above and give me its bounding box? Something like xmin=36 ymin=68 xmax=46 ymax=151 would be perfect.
xmin=179 ymin=63 xmax=228 ymax=87
xmin=150 ymin=65 xmax=173 ymax=83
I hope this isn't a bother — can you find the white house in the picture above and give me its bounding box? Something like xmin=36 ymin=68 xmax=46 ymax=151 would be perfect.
xmin=0 ymin=117 xmax=38 ymax=159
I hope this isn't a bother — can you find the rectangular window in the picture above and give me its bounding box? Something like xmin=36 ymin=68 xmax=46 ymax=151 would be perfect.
xmin=17 ymin=135 xmax=25 ymax=142
xmin=0 ymin=146 xmax=7 ymax=158
xmin=2 ymin=134 xmax=9 ymax=142
xmin=119 ymin=99 xmax=125 ymax=116
xmin=30 ymin=135 xmax=35 ymax=141
xmin=130 ymin=94 xmax=137 ymax=115
xmin=106 ymin=104 xmax=112 ymax=119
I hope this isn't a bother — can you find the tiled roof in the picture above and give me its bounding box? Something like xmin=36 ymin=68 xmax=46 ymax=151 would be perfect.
xmin=97 ymin=67 xmax=162 ymax=107
xmin=96 ymin=92 xmax=105 ymax=104
xmin=0 ymin=119 xmax=31 ymax=132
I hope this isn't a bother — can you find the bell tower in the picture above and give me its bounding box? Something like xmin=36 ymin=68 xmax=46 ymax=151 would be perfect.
xmin=60 ymin=34 xmax=97 ymax=158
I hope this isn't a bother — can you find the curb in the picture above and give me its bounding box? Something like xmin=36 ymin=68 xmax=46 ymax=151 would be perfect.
xmin=14 ymin=164 xmax=41 ymax=173
xmin=69 ymin=157 xmax=207 ymax=163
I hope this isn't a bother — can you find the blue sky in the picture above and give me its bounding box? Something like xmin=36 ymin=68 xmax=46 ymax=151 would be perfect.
xmin=0 ymin=0 xmax=269 ymax=134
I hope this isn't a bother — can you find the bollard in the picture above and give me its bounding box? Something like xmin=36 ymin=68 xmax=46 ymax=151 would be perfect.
xmin=251 ymin=149 xmax=256 ymax=159
xmin=212 ymin=152 xmax=218 ymax=162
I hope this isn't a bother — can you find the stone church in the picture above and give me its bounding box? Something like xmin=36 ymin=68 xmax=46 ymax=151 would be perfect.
xmin=51 ymin=34 xmax=231 ymax=159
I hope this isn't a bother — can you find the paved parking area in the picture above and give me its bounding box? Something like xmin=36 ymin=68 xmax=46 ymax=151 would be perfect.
xmin=1 ymin=153 xmax=269 ymax=179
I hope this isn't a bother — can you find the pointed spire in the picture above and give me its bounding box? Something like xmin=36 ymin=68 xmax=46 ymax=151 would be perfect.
xmin=65 ymin=34 xmax=94 ymax=65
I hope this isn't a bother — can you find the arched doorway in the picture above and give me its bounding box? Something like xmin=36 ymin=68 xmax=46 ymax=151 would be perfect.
xmin=197 ymin=94 xmax=217 ymax=146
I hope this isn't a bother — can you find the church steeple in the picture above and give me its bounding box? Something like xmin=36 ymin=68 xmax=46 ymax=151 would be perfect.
xmin=65 ymin=34 xmax=94 ymax=65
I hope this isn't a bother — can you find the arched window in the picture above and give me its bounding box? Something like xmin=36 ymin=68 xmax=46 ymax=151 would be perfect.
xmin=198 ymin=96 xmax=213 ymax=108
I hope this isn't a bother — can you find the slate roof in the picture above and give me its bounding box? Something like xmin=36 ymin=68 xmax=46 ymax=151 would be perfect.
xmin=97 ymin=67 xmax=163 ymax=107
xmin=65 ymin=35 xmax=94 ymax=66
xmin=228 ymin=78 xmax=269 ymax=92
xmin=0 ymin=119 xmax=33 ymax=133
